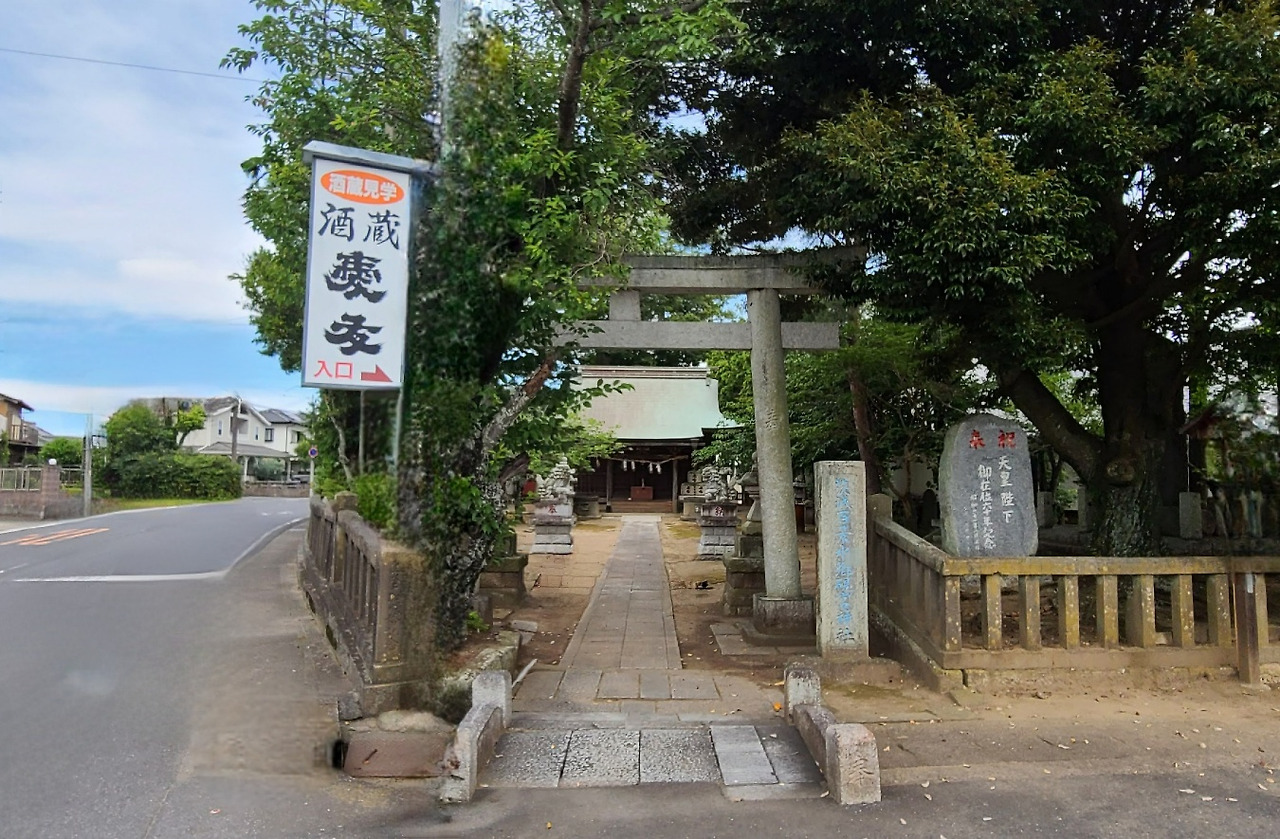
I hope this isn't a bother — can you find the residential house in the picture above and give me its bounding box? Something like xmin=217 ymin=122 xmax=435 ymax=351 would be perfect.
xmin=258 ymin=408 xmax=308 ymax=459
xmin=1 ymin=392 xmax=44 ymax=464
xmin=182 ymin=397 xmax=308 ymax=479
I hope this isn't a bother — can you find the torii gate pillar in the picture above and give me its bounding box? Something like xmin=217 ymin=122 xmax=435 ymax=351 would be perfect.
xmin=746 ymin=287 xmax=814 ymax=640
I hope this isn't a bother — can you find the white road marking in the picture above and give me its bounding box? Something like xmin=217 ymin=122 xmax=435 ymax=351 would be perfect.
xmin=13 ymin=571 xmax=227 ymax=583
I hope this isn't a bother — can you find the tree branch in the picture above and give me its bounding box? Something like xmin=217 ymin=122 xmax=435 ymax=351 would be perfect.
xmin=478 ymin=351 xmax=560 ymax=460
xmin=589 ymin=0 xmax=712 ymax=31
xmin=556 ymin=0 xmax=595 ymax=151
xmin=545 ymin=0 xmax=577 ymax=35
xmin=997 ymin=366 xmax=1104 ymax=483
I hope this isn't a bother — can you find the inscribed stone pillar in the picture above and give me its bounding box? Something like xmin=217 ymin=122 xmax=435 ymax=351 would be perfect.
xmin=1036 ymin=491 xmax=1056 ymax=527
xmin=1178 ymin=491 xmax=1203 ymax=540
xmin=815 ymin=462 xmax=869 ymax=657
xmin=747 ymin=288 xmax=801 ymax=598
xmin=939 ymin=414 xmax=1038 ymax=557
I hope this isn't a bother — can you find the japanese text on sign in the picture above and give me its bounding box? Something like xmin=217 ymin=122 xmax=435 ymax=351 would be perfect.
xmin=966 ymin=428 xmax=1020 ymax=552
xmin=302 ymin=156 xmax=411 ymax=390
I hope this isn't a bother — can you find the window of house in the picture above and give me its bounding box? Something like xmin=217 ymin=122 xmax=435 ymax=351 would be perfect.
xmin=254 ymin=426 xmax=259 ymax=440
xmin=264 ymin=428 xmax=274 ymax=443
xmin=217 ymin=420 xmax=223 ymax=436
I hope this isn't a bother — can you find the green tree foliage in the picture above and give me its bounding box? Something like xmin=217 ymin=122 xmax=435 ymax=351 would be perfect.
xmin=104 ymin=404 xmax=174 ymax=461
xmin=702 ymin=313 xmax=986 ymax=515
xmin=103 ymin=403 xmax=241 ymax=500
xmin=172 ymin=404 xmax=207 ymax=447
xmin=40 ymin=437 xmax=83 ymax=468
xmin=229 ymin=0 xmax=737 ymax=648
xmin=668 ymin=1 xmax=1280 ymax=555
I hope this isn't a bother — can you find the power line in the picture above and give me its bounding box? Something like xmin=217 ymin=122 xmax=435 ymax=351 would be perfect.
xmin=0 ymin=46 xmax=268 ymax=83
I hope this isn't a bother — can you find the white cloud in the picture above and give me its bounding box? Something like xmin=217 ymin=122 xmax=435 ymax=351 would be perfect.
xmin=0 ymin=0 xmax=268 ymax=323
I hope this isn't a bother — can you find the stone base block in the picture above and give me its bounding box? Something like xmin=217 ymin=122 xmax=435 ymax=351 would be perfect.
xmin=735 ymin=532 xmax=764 ymax=559
xmin=680 ymin=496 xmax=701 ymax=520
xmin=723 ymin=556 xmax=766 ymax=617
xmin=530 ymin=543 xmax=573 ymax=555
xmin=726 ymin=570 xmax=765 ymax=589
xmin=479 ymin=553 xmax=528 ymax=609
xmin=722 ymin=589 xmax=758 ymax=608
xmin=747 ymin=594 xmax=816 ymax=645
xmin=572 ymin=493 xmax=601 ymax=519
xmin=343 ymin=728 xmax=454 ymax=778
xmin=698 ymin=520 xmax=738 ymax=559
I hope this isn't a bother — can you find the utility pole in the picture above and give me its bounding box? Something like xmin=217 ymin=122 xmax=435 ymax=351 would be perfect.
xmin=81 ymin=414 xmax=93 ymax=518
xmin=436 ymin=0 xmax=468 ymax=147
xmin=230 ymin=396 xmax=241 ymax=481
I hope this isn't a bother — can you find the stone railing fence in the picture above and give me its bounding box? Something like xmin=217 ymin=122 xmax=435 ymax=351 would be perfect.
xmin=243 ymin=480 xmax=309 ymax=498
xmin=302 ymin=493 xmax=435 ymax=715
xmin=869 ymin=507 xmax=1279 ymax=688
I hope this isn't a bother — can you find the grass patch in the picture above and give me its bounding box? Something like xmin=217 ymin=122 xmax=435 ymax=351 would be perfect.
xmin=664 ymin=522 xmax=701 ymax=540
xmin=97 ymin=498 xmax=214 ymax=512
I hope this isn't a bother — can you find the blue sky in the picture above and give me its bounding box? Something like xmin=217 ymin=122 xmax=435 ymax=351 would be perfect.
xmin=0 ymin=1 xmax=308 ymax=436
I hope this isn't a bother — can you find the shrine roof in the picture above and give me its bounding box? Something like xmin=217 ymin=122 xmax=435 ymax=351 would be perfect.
xmin=574 ymin=366 xmax=737 ymax=442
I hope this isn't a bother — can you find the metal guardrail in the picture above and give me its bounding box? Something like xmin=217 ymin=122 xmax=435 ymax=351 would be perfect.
xmin=0 ymin=467 xmax=42 ymax=491
xmin=58 ymin=467 xmax=83 ymax=489
xmin=869 ymin=514 xmax=1279 ymax=674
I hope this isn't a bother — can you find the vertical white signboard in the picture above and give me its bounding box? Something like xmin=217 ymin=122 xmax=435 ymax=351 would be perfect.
xmin=302 ymin=153 xmax=412 ymax=390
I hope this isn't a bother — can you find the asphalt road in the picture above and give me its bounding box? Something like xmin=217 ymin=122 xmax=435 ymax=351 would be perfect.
xmin=0 ymin=499 xmax=309 ymax=839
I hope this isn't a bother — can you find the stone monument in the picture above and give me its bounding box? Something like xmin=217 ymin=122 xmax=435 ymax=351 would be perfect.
xmin=939 ymin=414 xmax=1038 ymax=557
xmin=531 ymin=458 xmax=575 ymax=555
xmin=697 ymin=465 xmax=738 ymax=559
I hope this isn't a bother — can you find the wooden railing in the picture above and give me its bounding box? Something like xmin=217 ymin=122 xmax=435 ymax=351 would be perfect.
xmin=302 ymin=493 xmax=432 ymax=711
xmin=869 ymin=514 xmax=1279 ymax=674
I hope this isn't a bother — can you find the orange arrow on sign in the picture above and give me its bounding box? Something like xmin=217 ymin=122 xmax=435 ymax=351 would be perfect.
xmin=361 ymin=366 xmax=392 ymax=383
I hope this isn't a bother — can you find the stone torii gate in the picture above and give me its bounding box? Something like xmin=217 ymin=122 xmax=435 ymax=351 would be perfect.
xmin=574 ymin=251 xmax=854 ymax=640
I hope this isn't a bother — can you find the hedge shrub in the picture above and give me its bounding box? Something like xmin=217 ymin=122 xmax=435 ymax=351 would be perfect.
xmin=113 ymin=453 xmax=243 ymax=500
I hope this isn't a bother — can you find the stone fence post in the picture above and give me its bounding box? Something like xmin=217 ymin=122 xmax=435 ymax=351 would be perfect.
xmin=38 ymin=464 xmax=62 ymax=519
xmin=815 ymin=461 xmax=869 ymax=658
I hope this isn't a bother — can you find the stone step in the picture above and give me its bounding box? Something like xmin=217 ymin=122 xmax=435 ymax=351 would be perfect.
xmin=478 ymin=722 xmax=824 ymax=799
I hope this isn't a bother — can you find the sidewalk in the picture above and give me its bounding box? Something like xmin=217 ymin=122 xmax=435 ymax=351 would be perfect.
xmin=0 ymin=517 xmax=57 ymax=533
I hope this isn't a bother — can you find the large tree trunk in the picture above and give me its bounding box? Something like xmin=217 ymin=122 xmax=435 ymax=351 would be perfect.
xmin=1090 ymin=321 xmax=1185 ymax=556
xmin=998 ymin=318 xmax=1185 ymax=557
xmin=845 ymin=364 xmax=884 ymax=496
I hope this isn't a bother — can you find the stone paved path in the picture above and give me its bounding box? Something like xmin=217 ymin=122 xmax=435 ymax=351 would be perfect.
xmin=482 ymin=516 xmax=822 ymax=797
